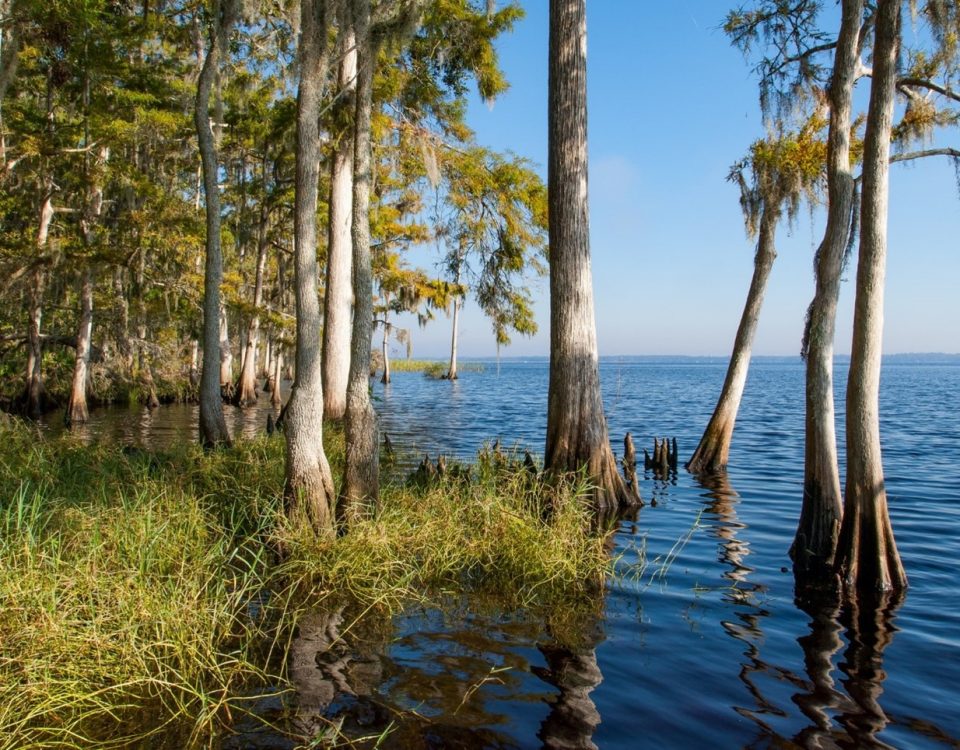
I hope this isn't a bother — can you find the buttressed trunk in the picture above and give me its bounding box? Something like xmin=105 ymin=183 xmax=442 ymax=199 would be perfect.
xmin=687 ymin=200 xmax=780 ymax=475
xmin=283 ymin=0 xmax=335 ymax=530
xmin=195 ymin=0 xmax=235 ymax=447
xmin=341 ymin=0 xmax=380 ymax=519
xmin=544 ymin=0 xmax=636 ymax=512
xmin=65 ymin=268 xmax=94 ymax=426
xmin=793 ymin=0 xmax=863 ymax=583
xmin=322 ymin=7 xmax=357 ymax=420
xmin=835 ymin=0 xmax=906 ymax=594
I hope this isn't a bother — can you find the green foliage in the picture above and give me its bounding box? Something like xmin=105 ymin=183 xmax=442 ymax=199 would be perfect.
xmin=436 ymin=145 xmax=547 ymax=346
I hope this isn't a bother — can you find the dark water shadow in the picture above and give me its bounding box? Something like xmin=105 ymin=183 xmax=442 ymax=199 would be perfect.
xmin=533 ymin=604 xmax=606 ymax=750
xmin=789 ymin=588 xmax=907 ymax=750
xmin=695 ymin=473 xmax=787 ymax=739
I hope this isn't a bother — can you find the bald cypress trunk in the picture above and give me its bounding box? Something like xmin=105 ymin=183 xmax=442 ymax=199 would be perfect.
xmin=794 ymin=0 xmax=863 ymax=583
xmin=687 ymin=201 xmax=780 ymax=475
xmin=195 ymin=0 xmax=235 ymax=447
xmin=835 ymin=0 xmax=906 ymax=594
xmin=544 ymin=0 xmax=636 ymax=512
xmin=284 ymin=0 xmax=335 ymax=530
xmin=236 ymin=198 xmax=269 ymax=407
xmin=65 ymin=268 xmax=94 ymax=425
xmin=322 ymin=10 xmax=356 ymax=420
xmin=341 ymin=0 xmax=379 ymax=517
xmin=24 ymin=266 xmax=46 ymax=419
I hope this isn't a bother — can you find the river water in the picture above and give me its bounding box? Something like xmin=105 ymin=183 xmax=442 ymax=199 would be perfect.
xmin=41 ymin=357 xmax=960 ymax=748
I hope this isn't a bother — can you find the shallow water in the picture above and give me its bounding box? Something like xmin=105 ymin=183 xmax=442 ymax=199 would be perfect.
xmin=42 ymin=357 xmax=960 ymax=748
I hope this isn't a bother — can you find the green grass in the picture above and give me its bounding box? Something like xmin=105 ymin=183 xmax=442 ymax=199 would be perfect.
xmin=0 ymin=420 xmax=615 ymax=748
xmin=385 ymin=359 xmax=485 ymax=378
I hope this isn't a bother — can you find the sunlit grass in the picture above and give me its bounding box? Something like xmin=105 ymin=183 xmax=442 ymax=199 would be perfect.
xmin=0 ymin=420 xmax=617 ymax=747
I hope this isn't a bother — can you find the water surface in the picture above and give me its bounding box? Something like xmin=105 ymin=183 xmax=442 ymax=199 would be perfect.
xmin=41 ymin=358 xmax=960 ymax=748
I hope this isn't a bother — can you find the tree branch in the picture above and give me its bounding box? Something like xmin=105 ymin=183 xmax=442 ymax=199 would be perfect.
xmin=890 ymin=147 xmax=960 ymax=164
xmin=897 ymin=77 xmax=960 ymax=104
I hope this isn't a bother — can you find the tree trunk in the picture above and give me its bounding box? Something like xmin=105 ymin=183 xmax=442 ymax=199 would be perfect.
xmin=794 ymin=0 xmax=863 ymax=584
xmin=544 ymin=0 xmax=636 ymax=512
xmin=271 ymin=346 xmax=283 ymax=408
xmin=341 ymin=0 xmax=380 ymax=518
xmin=235 ymin=202 xmax=269 ymax=407
xmin=322 ymin=10 xmax=357 ymax=420
xmin=65 ymin=268 xmax=94 ymax=426
xmin=195 ymin=0 xmax=235 ymax=447
xmin=284 ymin=0 xmax=335 ymax=530
xmin=380 ymin=316 xmax=390 ymax=384
xmin=24 ymin=266 xmax=46 ymax=418
xmin=835 ymin=0 xmax=907 ymax=594
xmin=447 ymin=266 xmax=461 ymax=380
xmin=113 ymin=267 xmax=133 ymax=374
xmin=219 ymin=302 xmax=233 ymax=393
xmin=687 ymin=202 xmax=780 ymax=474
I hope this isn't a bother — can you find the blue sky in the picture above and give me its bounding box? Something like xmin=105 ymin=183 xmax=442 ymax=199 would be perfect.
xmin=396 ymin=1 xmax=960 ymax=359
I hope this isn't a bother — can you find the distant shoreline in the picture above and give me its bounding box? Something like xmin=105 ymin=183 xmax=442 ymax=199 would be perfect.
xmin=406 ymin=353 xmax=960 ymax=364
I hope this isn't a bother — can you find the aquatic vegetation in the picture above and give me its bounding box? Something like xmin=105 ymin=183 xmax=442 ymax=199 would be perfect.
xmin=0 ymin=421 xmax=614 ymax=747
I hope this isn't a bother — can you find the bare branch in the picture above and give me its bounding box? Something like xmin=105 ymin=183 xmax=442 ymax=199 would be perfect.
xmin=897 ymin=76 xmax=960 ymax=104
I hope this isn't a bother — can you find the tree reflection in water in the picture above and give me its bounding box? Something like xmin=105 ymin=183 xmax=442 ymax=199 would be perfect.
xmin=533 ymin=606 xmax=606 ymax=750
xmin=697 ymin=472 xmax=907 ymax=748
xmin=792 ymin=588 xmax=905 ymax=749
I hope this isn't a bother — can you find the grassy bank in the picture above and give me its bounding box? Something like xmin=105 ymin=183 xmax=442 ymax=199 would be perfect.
xmin=384 ymin=358 xmax=485 ymax=378
xmin=0 ymin=420 xmax=612 ymax=748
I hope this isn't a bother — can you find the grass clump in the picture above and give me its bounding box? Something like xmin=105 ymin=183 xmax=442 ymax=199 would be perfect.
xmin=0 ymin=420 xmax=615 ymax=748
xmin=278 ymin=447 xmax=612 ymax=612
xmin=0 ymin=426 xmax=287 ymax=748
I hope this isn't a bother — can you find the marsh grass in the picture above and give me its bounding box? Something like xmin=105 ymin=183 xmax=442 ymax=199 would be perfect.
xmin=384 ymin=359 xmax=484 ymax=378
xmin=0 ymin=420 xmax=616 ymax=748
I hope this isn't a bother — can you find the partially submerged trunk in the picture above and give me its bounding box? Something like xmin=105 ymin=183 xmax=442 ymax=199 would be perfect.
xmin=195 ymin=0 xmax=235 ymax=447
xmin=835 ymin=0 xmax=906 ymax=594
xmin=321 ymin=10 xmax=357 ymax=420
xmin=380 ymin=315 xmax=390 ymax=384
xmin=544 ymin=0 xmax=637 ymax=512
xmin=687 ymin=201 xmax=780 ymax=474
xmin=793 ymin=0 xmax=863 ymax=583
xmin=65 ymin=268 xmax=94 ymax=426
xmin=446 ymin=267 xmax=461 ymax=380
xmin=284 ymin=0 xmax=335 ymax=530
xmin=341 ymin=0 xmax=380 ymax=518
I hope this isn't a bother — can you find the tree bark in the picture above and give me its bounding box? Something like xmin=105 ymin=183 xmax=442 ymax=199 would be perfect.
xmin=322 ymin=9 xmax=357 ymax=420
xmin=446 ymin=265 xmax=461 ymax=380
xmin=380 ymin=315 xmax=391 ymax=384
xmin=23 ymin=266 xmax=46 ymax=418
xmin=235 ymin=200 xmax=269 ymax=407
xmin=687 ymin=201 xmax=780 ymax=474
xmin=195 ymin=0 xmax=235 ymax=447
xmin=284 ymin=0 xmax=335 ymax=530
xmin=271 ymin=345 xmax=283 ymax=408
xmin=219 ymin=302 xmax=233 ymax=393
xmin=65 ymin=268 xmax=94 ymax=426
xmin=544 ymin=0 xmax=636 ymax=512
xmin=794 ymin=0 xmax=863 ymax=584
xmin=835 ymin=0 xmax=906 ymax=594
xmin=341 ymin=0 xmax=380 ymax=518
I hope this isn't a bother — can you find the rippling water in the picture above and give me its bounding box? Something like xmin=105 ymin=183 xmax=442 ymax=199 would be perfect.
xmin=42 ymin=357 xmax=960 ymax=748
